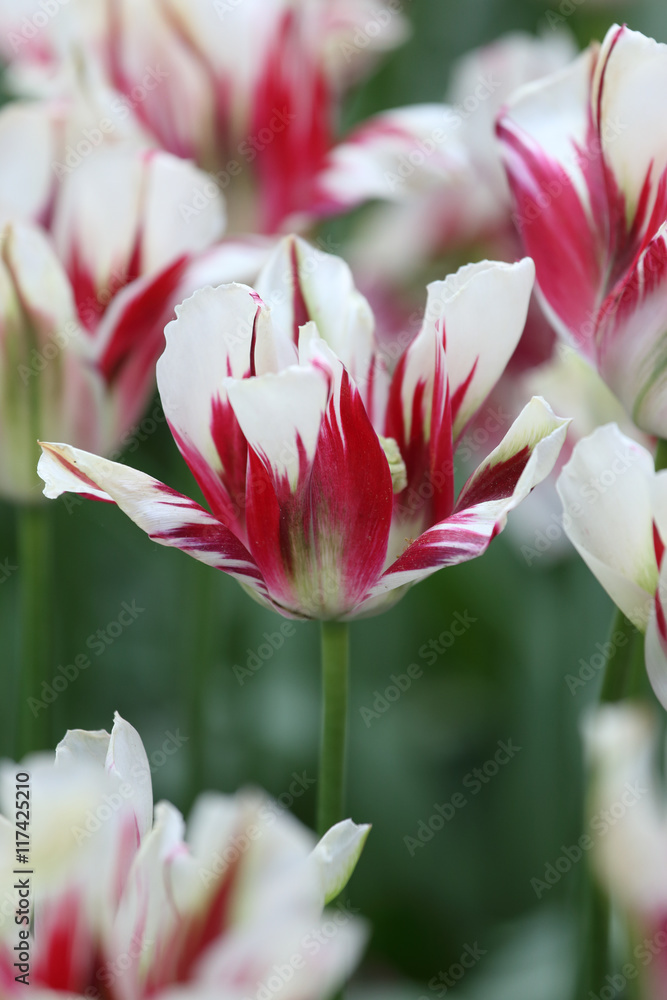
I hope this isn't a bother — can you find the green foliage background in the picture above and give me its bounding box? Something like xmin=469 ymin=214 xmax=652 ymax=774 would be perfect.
xmin=2 ymin=0 xmax=664 ymax=995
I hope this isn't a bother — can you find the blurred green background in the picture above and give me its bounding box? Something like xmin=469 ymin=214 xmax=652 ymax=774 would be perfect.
xmin=2 ymin=0 xmax=665 ymax=996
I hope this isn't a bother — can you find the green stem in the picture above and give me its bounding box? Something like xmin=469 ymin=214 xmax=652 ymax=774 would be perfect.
xmin=187 ymin=561 xmax=217 ymax=806
xmin=655 ymin=438 xmax=667 ymax=473
xmin=599 ymin=607 xmax=644 ymax=703
xmin=17 ymin=503 xmax=53 ymax=757
xmin=580 ymin=879 xmax=610 ymax=999
xmin=577 ymin=607 xmax=644 ymax=1000
xmin=317 ymin=621 xmax=349 ymax=837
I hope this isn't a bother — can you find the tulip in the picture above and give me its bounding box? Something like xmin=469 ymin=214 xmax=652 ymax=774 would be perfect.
xmin=497 ymin=24 xmax=667 ymax=438
xmin=0 ymin=713 xmax=369 ymax=998
xmin=317 ymin=30 xmax=577 ymax=263
xmin=0 ymin=89 xmax=241 ymax=503
xmin=585 ymin=704 xmax=667 ymax=998
xmin=556 ymin=423 xmax=667 ymax=706
xmin=38 ymin=235 xmax=568 ymax=620
xmin=0 ymin=0 xmax=408 ymax=234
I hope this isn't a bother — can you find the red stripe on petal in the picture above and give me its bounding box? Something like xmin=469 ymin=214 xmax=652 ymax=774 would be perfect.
xmin=250 ymin=10 xmax=333 ymax=232
xmin=656 ymin=589 xmax=667 ymax=646
xmin=498 ymin=121 xmax=602 ymax=351
xmin=450 ymin=359 xmax=477 ymax=429
xmin=381 ymin=509 xmax=501 ymax=583
xmin=32 ymin=891 xmax=96 ymax=992
xmin=97 ymin=256 xmax=188 ymax=386
xmin=454 ymin=446 xmax=531 ymax=512
xmin=244 ymin=369 xmax=393 ymax=617
xmin=290 ymin=237 xmax=310 ymax=341
xmin=308 ymin=368 xmax=393 ymax=611
xmin=654 ymin=522 xmax=665 ymax=571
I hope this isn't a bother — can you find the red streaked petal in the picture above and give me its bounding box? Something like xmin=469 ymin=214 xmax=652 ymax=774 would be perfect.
xmin=374 ymin=397 xmax=568 ymax=594
xmin=157 ymin=283 xmax=296 ymax=536
xmin=596 ymin=228 xmax=667 ymax=436
xmin=37 ymin=442 xmax=267 ymax=595
xmin=232 ymin=337 xmax=392 ymax=618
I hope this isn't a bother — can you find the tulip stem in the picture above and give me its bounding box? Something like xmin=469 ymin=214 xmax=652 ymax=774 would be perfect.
xmin=17 ymin=503 xmax=53 ymax=756
xmin=577 ymin=606 xmax=644 ymax=1000
xmin=317 ymin=620 xmax=349 ymax=837
xmin=187 ymin=561 xmax=217 ymax=806
xmin=599 ymin=607 xmax=645 ymax=703
xmin=655 ymin=438 xmax=667 ymax=473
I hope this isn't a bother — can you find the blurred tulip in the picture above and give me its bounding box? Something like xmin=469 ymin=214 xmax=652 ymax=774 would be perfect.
xmin=585 ymin=703 xmax=667 ymax=997
xmin=0 ymin=0 xmax=408 ymax=234
xmin=38 ymin=236 xmax=568 ymax=619
xmin=498 ymin=24 xmax=667 ymax=438
xmin=0 ymin=93 xmax=247 ymax=501
xmin=320 ymin=30 xmax=576 ymax=274
xmin=0 ymin=712 xmax=369 ymax=997
xmin=556 ymin=424 xmax=667 ymax=705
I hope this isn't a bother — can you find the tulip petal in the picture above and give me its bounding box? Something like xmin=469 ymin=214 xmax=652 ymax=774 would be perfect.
xmin=385 ymin=290 xmax=454 ymax=532
xmin=556 ymin=423 xmax=658 ymax=630
xmin=373 ymin=397 xmax=568 ymax=593
xmin=313 ymin=104 xmax=469 ymax=215
xmin=106 ymin=713 xmax=153 ymax=840
xmin=596 ymin=227 xmax=667 ymax=437
xmin=229 ymin=332 xmax=393 ymax=618
xmin=430 ymin=258 xmax=536 ymax=439
xmin=157 ymin=283 xmax=296 ymax=536
xmin=497 ymin=48 xmax=603 ymax=349
xmin=646 ymin=575 xmax=667 ymax=711
xmin=254 ymin=235 xmax=382 ymax=419
xmin=55 ymin=729 xmax=110 ymax=770
xmin=0 ymin=101 xmax=55 ymax=226
xmin=594 ymin=25 xmax=667 ymax=228
xmin=37 ymin=442 xmax=266 ymax=595
xmin=310 ymin=820 xmax=371 ymax=905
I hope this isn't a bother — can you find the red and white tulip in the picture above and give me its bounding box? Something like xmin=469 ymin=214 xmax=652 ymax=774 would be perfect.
xmin=0 ymin=95 xmax=264 ymax=501
xmin=498 ymin=24 xmax=667 ymax=437
xmin=319 ymin=30 xmax=576 ymax=267
xmin=556 ymin=424 xmax=667 ymax=706
xmin=0 ymin=713 xmax=369 ymax=998
xmin=585 ymin=704 xmax=667 ymax=998
xmin=38 ymin=236 xmax=568 ymax=619
xmin=0 ymin=0 xmax=408 ymax=234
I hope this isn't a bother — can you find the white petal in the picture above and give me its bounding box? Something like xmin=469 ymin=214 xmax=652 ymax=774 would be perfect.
xmin=226 ymin=364 xmax=330 ymax=492
xmin=556 ymin=424 xmax=658 ymax=630
xmin=429 ymin=258 xmax=535 ymax=438
xmin=310 ymin=820 xmax=371 ymax=904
